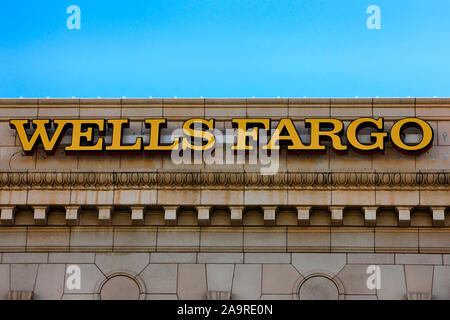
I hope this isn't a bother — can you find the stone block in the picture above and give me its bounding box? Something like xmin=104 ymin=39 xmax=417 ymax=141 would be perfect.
xmin=420 ymin=190 xmax=450 ymax=206
xmin=205 ymin=98 xmax=246 ymax=119
xmin=438 ymin=121 xmax=450 ymax=145
xmin=432 ymin=266 xmax=450 ymax=299
xmin=34 ymin=264 xmax=66 ymax=300
xmin=0 ymin=147 xmax=36 ymax=170
xmin=262 ymin=264 xmax=301 ymax=294
xmin=431 ymin=207 xmax=446 ymax=227
xmin=49 ymin=253 xmax=95 ymax=264
xmin=163 ymin=206 xmax=179 ymax=225
xmin=141 ymin=264 xmax=178 ymax=294
xmin=121 ymin=98 xmax=163 ymax=119
xmin=331 ymin=190 xmax=375 ymax=206
xmin=27 ymin=227 xmax=70 ymax=251
xmin=199 ymin=228 xmax=243 ymax=252
xmin=405 ymin=265 xmax=433 ymax=294
xmin=197 ymin=206 xmax=212 ymax=226
xmin=0 ymin=206 xmax=16 ymax=225
xmin=377 ymin=265 xmax=407 ymax=300
xmin=0 ymin=190 xmax=27 ymax=206
xmin=70 ymin=227 xmax=114 ymax=252
xmin=330 ymin=207 xmax=344 ymax=227
xmin=77 ymin=156 xmax=120 ymax=170
xmin=79 ymin=99 xmax=121 ymax=118
xmin=292 ymin=253 xmax=346 ymax=277
xmin=0 ymin=228 xmax=27 ymax=251
xmin=362 ymin=207 xmax=377 ymax=226
xmin=150 ymin=253 xmax=196 ymax=264
xmin=244 ymin=228 xmax=286 ymax=252
xmin=330 ymin=151 xmax=372 ymax=171
xmin=376 ymin=191 xmax=419 ymax=207
xmin=288 ymin=98 xmax=330 ymax=119
xmin=65 ymin=206 xmax=80 ymax=225
xmin=130 ymin=206 xmax=145 ymax=225
xmin=287 ymin=228 xmax=330 ymax=252
xmin=157 ymin=227 xmax=200 ymax=251
xmin=206 ymin=264 xmax=235 ymax=292
xmin=230 ymin=207 xmax=244 ymax=226
xmin=296 ymin=206 xmax=311 ymax=226
xmin=95 ymin=253 xmax=149 ymax=275
xmin=177 ymin=264 xmax=207 ymax=300
xmin=395 ymin=254 xmax=442 ymax=265
xmin=200 ymin=190 xmax=244 ymax=206
xmin=397 ymin=207 xmax=413 ymax=227
xmin=0 ymin=121 xmax=17 ymax=146
xmin=0 ymin=265 xmax=10 ymax=300
xmin=245 ymin=190 xmax=287 ymax=206
xmin=33 ymin=206 xmax=49 ymax=225
xmin=416 ymin=146 xmax=450 ymax=170
xmin=419 ymin=229 xmax=450 ymax=253
xmin=262 ymin=206 xmax=277 ymax=226
xmin=331 ymin=228 xmax=374 ymax=252
xmin=244 ymin=253 xmax=290 ymax=264
xmin=375 ymin=228 xmax=419 ymax=253
xmin=337 ymin=265 xmax=374 ymax=295
xmin=28 ymin=190 xmax=70 ymax=206
xmin=114 ymin=227 xmax=157 ymax=252
xmin=232 ymin=264 xmax=262 ymax=300
xmin=10 ymin=264 xmax=38 ymax=292
xmin=113 ymin=190 xmax=157 ymax=206
xmin=158 ymin=190 xmax=200 ymax=206
xmin=347 ymin=254 xmax=394 ymax=264
xmin=70 ymin=191 xmax=114 ymax=206
xmin=97 ymin=206 xmax=112 ymax=224
xmin=198 ymin=253 xmax=243 ymax=264
xmin=0 ymin=99 xmax=38 ymax=119
xmin=3 ymin=253 xmax=48 ymax=263
xmin=246 ymin=98 xmax=288 ymax=119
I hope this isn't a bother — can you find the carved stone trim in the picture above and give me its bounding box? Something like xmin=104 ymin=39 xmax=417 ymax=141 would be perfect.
xmin=0 ymin=171 xmax=448 ymax=190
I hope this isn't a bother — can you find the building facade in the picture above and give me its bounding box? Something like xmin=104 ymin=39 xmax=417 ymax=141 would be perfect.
xmin=0 ymin=97 xmax=449 ymax=300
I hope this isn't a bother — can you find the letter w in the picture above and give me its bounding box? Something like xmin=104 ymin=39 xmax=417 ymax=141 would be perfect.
xmin=10 ymin=120 xmax=69 ymax=153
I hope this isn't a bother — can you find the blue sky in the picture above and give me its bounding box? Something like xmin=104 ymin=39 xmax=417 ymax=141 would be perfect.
xmin=0 ymin=0 xmax=449 ymax=98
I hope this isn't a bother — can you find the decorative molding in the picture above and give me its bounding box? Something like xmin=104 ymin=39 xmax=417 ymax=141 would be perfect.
xmin=0 ymin=170 xmax=448 ymax=190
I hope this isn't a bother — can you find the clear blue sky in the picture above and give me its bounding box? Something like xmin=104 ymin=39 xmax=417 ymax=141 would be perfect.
xmin=1 ymin=0 xmax=449 ymax=98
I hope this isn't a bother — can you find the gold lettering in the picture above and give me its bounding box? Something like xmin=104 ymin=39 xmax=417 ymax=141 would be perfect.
xmin=106 ymin=119 xmax=142 ymax=151
xmin=347 ymin=118 xmax=387 ymax=152
xmin=144 ymin=119 xmax=179 ymax=151
xmin=182 ymin=118 xmax=215 ymax=151
xmin=10 ymin=119 xmax=70 ymax=153
xmin=390 ymin=118 xmax=433 ymax=152
xmin=65 ymin=119 xmax=105 ymax=152
xmin=264 ymin=119 xmax=307 ymax=150
xmin=232 ymin=119 xmax=270 ymax=151
xmin=304 ymin=118 xmax=347 ymax=151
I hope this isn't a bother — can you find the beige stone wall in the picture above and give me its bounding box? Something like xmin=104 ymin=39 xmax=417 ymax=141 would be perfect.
xmin=1 ymin=251 xmax=450 ymax=300
xmin=0 ymin=98 xmax=449 ymax=300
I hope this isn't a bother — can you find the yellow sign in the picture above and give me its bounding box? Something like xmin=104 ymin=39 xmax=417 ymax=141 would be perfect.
xmin=10 ymin=117 xmax=433 ymax=155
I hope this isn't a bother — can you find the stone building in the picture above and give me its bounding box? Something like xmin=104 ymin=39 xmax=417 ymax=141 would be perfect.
xmin=0 ymin=97 xmax=449 ymax=300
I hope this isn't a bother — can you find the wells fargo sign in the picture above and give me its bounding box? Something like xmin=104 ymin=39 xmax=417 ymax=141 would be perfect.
xmin=10 ymin=117 xmax=433 ymax=155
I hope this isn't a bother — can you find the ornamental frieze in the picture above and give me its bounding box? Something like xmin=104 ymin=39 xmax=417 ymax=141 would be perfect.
xmin=0 ymin=170 xmax=448 ymax=190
